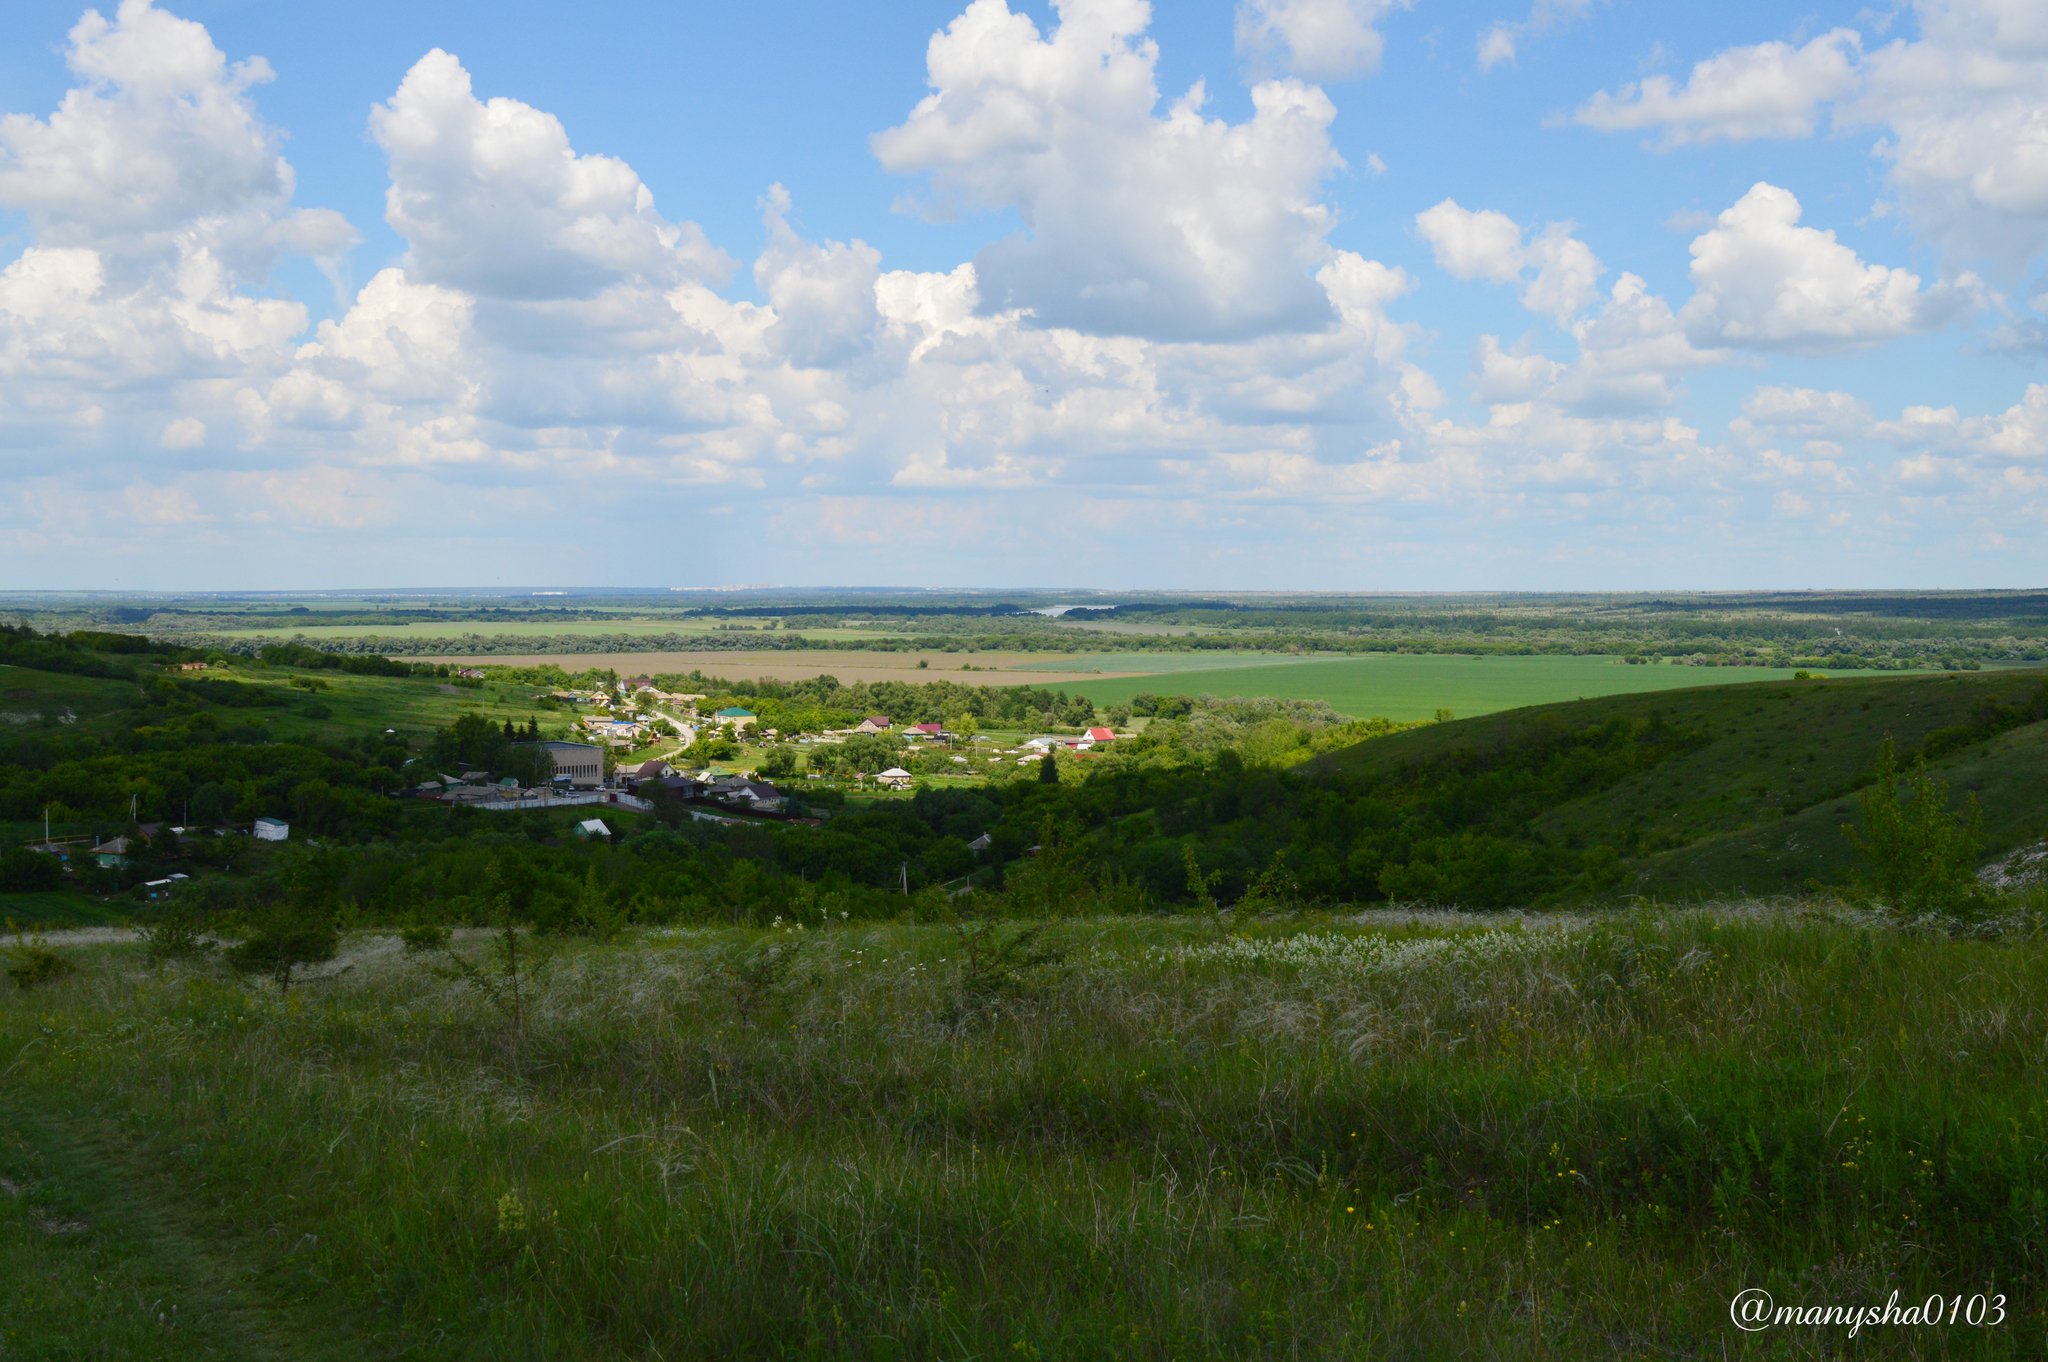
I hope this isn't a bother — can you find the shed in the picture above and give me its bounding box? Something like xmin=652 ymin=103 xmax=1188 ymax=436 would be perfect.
xmin=876 ymin=766 xmax=912 ymax=789
xmin=574 ymin=818 xmax=612 ymax=840
xmin=253 ymin=817 xmax=289 ymax=842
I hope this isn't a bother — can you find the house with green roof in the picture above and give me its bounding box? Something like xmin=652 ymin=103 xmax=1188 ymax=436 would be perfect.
xmin=713 ymin=706 xmax=757 ymax=731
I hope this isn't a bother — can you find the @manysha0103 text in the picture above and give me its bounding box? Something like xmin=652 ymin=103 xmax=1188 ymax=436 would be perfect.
xmin=1731 ymin=1288 xmax=2006 ymax=1338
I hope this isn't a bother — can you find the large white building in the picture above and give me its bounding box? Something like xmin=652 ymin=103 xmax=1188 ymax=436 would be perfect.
xmin=517 ymin=739 xmax=605 ymax=789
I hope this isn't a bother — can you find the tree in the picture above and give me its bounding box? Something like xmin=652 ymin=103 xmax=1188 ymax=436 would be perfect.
xmin=226 ymin=917 xmax=339 ymax=992
xmin=1038 ymin=752 xmax=1059 ymax=783
xmin=758 ymin=746 xmax=798 ymax=779
xmin=1846 ymin=736 xmax=1986 ymax=915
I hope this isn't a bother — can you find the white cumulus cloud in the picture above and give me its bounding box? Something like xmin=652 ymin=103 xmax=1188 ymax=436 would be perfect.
xmin=1235 ymin=0 xmax=1410 ymax=81
xmin=873 ymin=0 xmax=1346 ymax=341
xmin=1678 ymin=183 xmax=1975 ymax=352
xmin=1415 ymin=200 xmax=1603 ymax=323
xmin=370 ymin=49 xmax=733 ymax=301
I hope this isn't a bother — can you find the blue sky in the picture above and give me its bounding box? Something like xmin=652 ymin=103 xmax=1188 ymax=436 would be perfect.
xmin=1 ymin=0 xmax=2043 ymax=590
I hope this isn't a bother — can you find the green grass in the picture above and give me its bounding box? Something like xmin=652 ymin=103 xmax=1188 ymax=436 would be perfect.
xmin=1063 ymin=653 xmax=1818 ymax=721
xmin=206 ymin=620 xmax=896 ymax=643
xmin=0 ymin=890 xmax=124 ymax=928
xmin=2 ymin=910 xmax=2042 ymax=1358
xmin=0 ymin=663 xmax=143 ymax=733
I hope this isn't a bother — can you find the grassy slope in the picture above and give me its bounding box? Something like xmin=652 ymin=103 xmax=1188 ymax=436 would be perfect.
xmin=1308 ymin=669 xmax=2048 ymax=898
xmin=1066 ymin=654 xmax=1815 ymax=722
xmin=1 ymin=916 xmax=2041 ymax=1359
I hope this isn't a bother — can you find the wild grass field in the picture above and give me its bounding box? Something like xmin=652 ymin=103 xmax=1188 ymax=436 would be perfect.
xmin=2 ymin=906 xmax=2042 ymax=1359
xmin=1063 ymin=653 xmax=1816 ymax=722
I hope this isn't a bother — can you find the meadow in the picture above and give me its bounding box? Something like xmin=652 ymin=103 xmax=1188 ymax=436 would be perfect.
xmin=1059 ymin=653 xmax=1816 ymax=722
xmin=2 ymin=906 xmax=2041 ymax=1359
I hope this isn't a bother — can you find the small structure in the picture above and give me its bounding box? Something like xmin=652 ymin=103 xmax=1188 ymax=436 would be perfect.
xmin=89 ymin=836 xmax=133 ymax=868
xmin=574 ymin=818 xmax=611 ymax=840
xmin=908 ymin=723 xmax=944 ymax=740
xmin=253 ymin=817 xmax=289 ymax=842
xmin=714 ymin=707 xmax=758 ymax=731
xmin=173 ymin=661 xmax=208 ymax=672
xmin=876 ymin=766 xmax=913 ymax=790
xmin=1084 ymin=727 xmax=1116 ymax=744
xmin=967 ymin=833 xmax=992 ymax=852
xmin=455 ymin=667 xmax=486 ymax=680
xmin=854 ymin=715 xmax=893 ymax=734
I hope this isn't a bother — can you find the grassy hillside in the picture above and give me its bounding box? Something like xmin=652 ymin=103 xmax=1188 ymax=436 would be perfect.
xmin=1307 ymin=668 xmax=2048 ymax=900
xmin=3 ymin=912 xmax=2043 ymax=1358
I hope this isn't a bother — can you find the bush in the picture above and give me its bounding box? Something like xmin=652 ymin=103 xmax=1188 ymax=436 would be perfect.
xmin=2 ymin=921 xmax=76 ymax=990
xmin=226 ymin=923 xmax=339 ymax=992
xmin=400 ymin=923 xmax=452 ymax=953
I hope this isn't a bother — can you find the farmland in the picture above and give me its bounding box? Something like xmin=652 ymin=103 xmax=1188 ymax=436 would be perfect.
xmin=1051 ymin=652 xmax=1814 ymax=722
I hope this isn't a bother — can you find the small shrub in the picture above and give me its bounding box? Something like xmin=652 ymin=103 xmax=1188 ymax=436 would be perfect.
xmin=2 ymin=921 xmax=77 ymax=991
xmin=400 ymin=923 xmax=452 ymax=954
xmin=716 ymin=936 xmax=808 ymax=1028
xmin=135 ymin=904 xmax=214 ymax=965
xmin=941 ymin=918 xmax=1065 ymax=1029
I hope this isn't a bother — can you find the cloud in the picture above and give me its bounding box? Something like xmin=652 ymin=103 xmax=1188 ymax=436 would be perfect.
xmin=0 ymin=0 xmax=355 ymax=282
xmin=754 ymin=184 xmax=883 ymax=370
xmin=1571 ymin=4 xmax=2048 ymax=272
xmin=1571 ymin=28 xmax=1862 ymax=146
xmin=872 ymin=0 xmax=1346 ymax=341
xmin=159 ymin=416 xmax=206 ymax=449
xmin=1415 ymin=199 xmax=1602 ymax=323
xmin=1235 ymin=0 xmax=1410 ymax=81
xmin=1678 ymin=183 xmax=1975 ymax=352
xmin=1476 ymin=0 xmax=1596 ymax=72
xmin=369 ymin=49 xmax=733 ymax=301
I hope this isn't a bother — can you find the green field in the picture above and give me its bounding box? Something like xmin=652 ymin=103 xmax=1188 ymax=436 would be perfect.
xmin=1058 ymin=653 xmax=1814 ymax=721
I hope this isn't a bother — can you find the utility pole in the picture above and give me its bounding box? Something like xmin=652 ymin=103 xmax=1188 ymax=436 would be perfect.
xmin=901 ymin=862 xmax=908 ymax=896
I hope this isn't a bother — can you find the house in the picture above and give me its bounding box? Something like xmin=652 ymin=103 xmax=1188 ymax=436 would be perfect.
xmin=455 ymin=667 xmax=486 ymax=680
xmin=876 ymin=766 xmax=913 ymax=790
xmin=515 ymin=739 xmax=604 ymax=789
xmin=1084 ymin=727 xmax=1116 ymax=743
xmin=729 ymin=781 xmax=786 ymax=810
xmin=173 ymin=661 xmax=208 ymax=672
xmin=1021 ymin=737 xmax=1055 ymax=752
xmin=967 ymin=833 xmax=992 ymax=852
xmin=630 ymin=758 xmax=676 ymax=783
xmin=714 ymin=707 xmax=758 ymax=731
xmin=854 ymin=715 xmax=892 ymax=734
xmin=253 ymin=817 xmax=289 ymax=842
xmin=626 ymin=676 xmax=655 ymax=690
xmin=573 ymin=818 xmax=611 ymax=840
xmin=908 ymin=723 xmax=944 ymax=740
xmin=89 ymin=836 xmax=133 ymax=868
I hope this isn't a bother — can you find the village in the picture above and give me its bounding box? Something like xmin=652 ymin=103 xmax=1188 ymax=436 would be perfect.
xmin=408 ymin=671 xmax=1127 ymax=826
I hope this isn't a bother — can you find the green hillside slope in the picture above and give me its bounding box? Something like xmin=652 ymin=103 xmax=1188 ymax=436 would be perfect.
xmin=1304 ymin=668 xmax=2048 ymax=901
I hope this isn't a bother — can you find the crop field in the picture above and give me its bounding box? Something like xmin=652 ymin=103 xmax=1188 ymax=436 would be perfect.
xmin=205 ymin=619 xmax=897 ymax=643
xmin=1061 ymin=653 xmax=1814 ymax=721
xmin=2 ymin=908 xmax=2041 ymax=1359
xmin=409 ymin=650 xmax=1150 ymax=688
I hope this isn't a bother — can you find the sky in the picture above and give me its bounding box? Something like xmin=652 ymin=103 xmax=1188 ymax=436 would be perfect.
xmin=0 ymin=0 xmax=2045 ymax=592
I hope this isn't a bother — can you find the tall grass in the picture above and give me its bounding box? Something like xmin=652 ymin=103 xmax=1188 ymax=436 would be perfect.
xmin=3 ymin=907 xmax=2044 ymax=1358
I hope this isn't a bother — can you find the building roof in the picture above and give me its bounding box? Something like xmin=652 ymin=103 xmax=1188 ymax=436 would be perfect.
xmin=910 ymin=723 xmax=943 ymax=733
xmin=575 ymin=818 xmax=611 ymax=837
xmin=878 ymin=767 xmax=911 ymax=780
xmin=860 ymin=715 xmax=891 ymax=726
xmin=715 ymin=706 xmax=756 ymax=718
xmin=632 ymin=759 xmax=674 ymax=777
xmin=90 ymin=836 xmax=132 ymax=855
xmin=1086 ymin=727 xmax=1116 ymax=741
